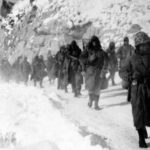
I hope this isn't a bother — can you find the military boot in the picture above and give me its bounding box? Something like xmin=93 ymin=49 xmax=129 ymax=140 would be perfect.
xmin=143 ymin=127 xmax=148 ymax=139
xmin=88 ymin=94 xmax=93 ymax=108
xmin=137 ymin=129 xmax=148 ymax=148
xmin=94 ymin=95 xmax=100 ymax=110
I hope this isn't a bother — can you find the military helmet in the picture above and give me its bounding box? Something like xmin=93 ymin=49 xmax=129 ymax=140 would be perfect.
xmin=124 ymin=36 xmax=129 ymax=42
xmin=109 ymin=41 xmax=115 ymax=47
xmin=134 ymin=31 xmax=150 ymax=46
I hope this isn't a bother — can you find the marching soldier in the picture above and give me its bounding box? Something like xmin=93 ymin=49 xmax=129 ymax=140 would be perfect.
xmin=117 ymin=37 xmax=134 ymax=89
xmin=68 ymin=41 xmax=82 ymax=97
xmin=120 ymin=32 xmax=150 ymax=148
xmin=106 ymin=41 xmax=118 ymax=86
xmin=46 ymin=50 xmax=56 ymax=84
xmin=12 ymin=56 xmax=23 ymax=83
xmin=21 ymin=57 xmax=31 ymax=85
xmin=56 ymin=46 xmax=66 ymax=90
xmin=0 ymin=57 xmax=11 ymax=82
xmin=31 ymin=55 xmax=46 ymax=88
xmin=84 ymin=36 xmax=108 ymax=110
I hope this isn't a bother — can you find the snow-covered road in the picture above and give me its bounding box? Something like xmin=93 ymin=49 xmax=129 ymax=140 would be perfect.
xmin=0 ymin=74 xmax=149 ymax=150
xmin=0 ymin=81 xmax=107 ymax=150
xmin=43 ymin=74 xmax=150 ymax=150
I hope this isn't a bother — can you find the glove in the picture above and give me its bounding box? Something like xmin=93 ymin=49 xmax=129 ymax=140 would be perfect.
xmin=118 ymin=59 xmax=121 ymax=70
xmin=81 ymin=71 xmax=85 ymax=76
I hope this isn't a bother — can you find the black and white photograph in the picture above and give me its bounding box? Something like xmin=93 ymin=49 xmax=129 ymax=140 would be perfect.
xmin=0 ymin=0 xmax=150 ymax=149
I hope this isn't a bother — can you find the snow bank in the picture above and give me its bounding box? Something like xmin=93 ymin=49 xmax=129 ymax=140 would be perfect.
xmin=2 ymin=0 xmax=150 ymax=59
xmin=11 ymin=0 xmax=30 ymax=15
xmin=0 ymin=82 xmax=107 ymax=150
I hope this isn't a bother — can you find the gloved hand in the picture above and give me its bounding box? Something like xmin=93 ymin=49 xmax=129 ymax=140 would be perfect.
xmin=81 ymin=71 xmax=86 ymax=77
xmin=89 ymin=53 xmax=96 ymax=62
xmin=100 ymin=69 xmax=107 ymax=78
xmin=118 ymin=59 xmax=121 ymax=70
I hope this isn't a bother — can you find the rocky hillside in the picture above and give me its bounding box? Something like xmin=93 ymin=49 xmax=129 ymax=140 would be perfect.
xmin=0 ymin=0 xmax=150 ymax=62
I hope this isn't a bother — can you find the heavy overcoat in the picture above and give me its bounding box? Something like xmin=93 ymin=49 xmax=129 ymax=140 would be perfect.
xmin=120 ymin=53 xmax=150 ymax=129
xmin=85 ymin=50 xmax=106 ymax=96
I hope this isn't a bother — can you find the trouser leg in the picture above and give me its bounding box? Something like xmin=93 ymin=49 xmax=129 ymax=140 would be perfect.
xmin=88 ymin=94 xmax=94 ymax=107
xmin=57 ymin=76 xmax=61 ymax=89
xmin=75 ymin=85 xmax=82 ymax=97
xmin=49 ymin=78 xmax=52 ymax=84
xmin=137 ymin=128 xmax=147 ymax=148
xmin=24 ymin=76 xmax=28 ymax=85
xmin=74 ymin=76 xmax=82 ymax=97
xmin=75 ymin=73 xmax=82 ymax=97
xmin=111 ymin=71 xmax=116 ymax=85
xmin=40 ymin=79 xmax=43 ymax=88
xmin=109 ymin=71 xmax=115 ymax=85
xmin=34 ymin=79 xmax=36 ymax=87
xmin=94 ymin=95 xmax=100 ymax=110
xmin=71 ymin=76 xmax=76 ymax=93
xmin=143 ymin=127 xmax=148 ymax=139
xmin=64 ymin=76 xmax=68 ymax=93
xmin=78 ymin=85 xmax=82 ymax=95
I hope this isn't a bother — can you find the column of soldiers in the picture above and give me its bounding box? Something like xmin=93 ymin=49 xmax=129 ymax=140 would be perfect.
xmin=0 ymin=36 xmax=134 ymax=107
xmin=0 ymin=32 xmax=150 ymax=148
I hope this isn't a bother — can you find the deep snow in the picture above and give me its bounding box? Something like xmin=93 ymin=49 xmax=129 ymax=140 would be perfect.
xmin=0 ymin=80 xmax=108 ymax=150
xmin=0 ymin=1 xmax=150 ymax=149
xmin=43 ymin=73 xmax=150 ymax=150
xmin=0 ymin=73 xmax=149 ymax=150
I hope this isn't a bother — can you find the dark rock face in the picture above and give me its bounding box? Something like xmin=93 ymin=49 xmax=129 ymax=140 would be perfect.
xmin=1 ymin=0 xmax=15 ymax=17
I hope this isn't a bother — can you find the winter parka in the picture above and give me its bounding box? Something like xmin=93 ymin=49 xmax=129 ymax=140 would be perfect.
xmin=117 ymin=44 xmax=134 ymax=69
xmin=120 ymin=52 xmax=150 ymax=129
xmin=85 ymin=50 xmax=107 ymax=96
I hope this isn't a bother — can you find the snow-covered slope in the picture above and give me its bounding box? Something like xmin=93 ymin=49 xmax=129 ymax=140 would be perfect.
xmin=1 ymin=0 xmax=150 ymax=60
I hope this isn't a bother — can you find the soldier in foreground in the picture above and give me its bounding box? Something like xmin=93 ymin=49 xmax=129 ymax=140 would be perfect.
xmin=120 ymin=32 xmax=150 ymax=148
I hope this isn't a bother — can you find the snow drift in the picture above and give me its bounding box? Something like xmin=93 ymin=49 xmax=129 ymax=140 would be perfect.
xmin=0 ymin=81 xmax=108 ymax=150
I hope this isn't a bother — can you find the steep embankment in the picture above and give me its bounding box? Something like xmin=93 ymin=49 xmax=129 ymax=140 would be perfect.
xmin=0 ymin=0 xmax=150 ymax=61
